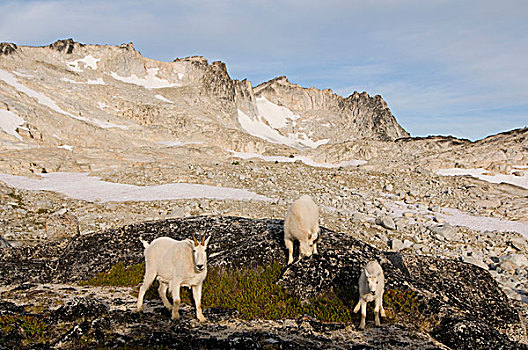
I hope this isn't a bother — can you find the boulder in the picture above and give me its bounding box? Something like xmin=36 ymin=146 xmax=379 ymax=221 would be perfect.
xmin=499 ymin=254 xmax=528 ymax=273
xmin=0 ymin=216 xmax=525 ymax=349
xmin=45 ymin=212 xmax=81 ymax=240
xmin=428 ymin=222 xmax=462 ymax=242
xmin=375 ymin=215 xmax=396 ymax=230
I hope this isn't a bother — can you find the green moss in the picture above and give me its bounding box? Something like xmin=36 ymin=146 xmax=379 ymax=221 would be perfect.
xmin=79 ymin=261 xmax=359 ymax=322
xmin=80 ymin=262 xmax=424 ymax=324
xmin=0 ymin=315 xmax=50 ymax=344
xmin=79 ymin=262 xmax=192 ymax=302
xmin=79 ymin=262 xmax=144 ymax=287
xmin=383 ymin=289 xmax=420 ymax=316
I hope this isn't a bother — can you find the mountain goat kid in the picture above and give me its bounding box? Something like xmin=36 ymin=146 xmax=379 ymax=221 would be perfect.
xmin=284 ymin=194 xmax=320 ymax=264
xmin=353 ymin=260 xmax=386 ymax=329
xmin=136 ymin=235 xmax=210 ymax=322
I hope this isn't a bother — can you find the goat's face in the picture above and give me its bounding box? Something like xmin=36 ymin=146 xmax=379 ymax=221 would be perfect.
xmin=301 ymin=228 xmax=320 ymax=257
xmin=188 ymin=235 xmax=210 ymax=273
xmin=365 ymin=270 xmax=379 ymax=295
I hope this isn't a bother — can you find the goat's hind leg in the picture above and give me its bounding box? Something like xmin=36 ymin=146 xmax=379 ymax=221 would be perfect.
xmin=157 ymin=279 xmax=173 ymax=311
xmin=136 ymin=268 xmax=156 ymax=312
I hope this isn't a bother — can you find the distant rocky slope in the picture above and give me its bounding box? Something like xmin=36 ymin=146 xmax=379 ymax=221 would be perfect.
xmin=254 ymin=76 xmax=409 ymax=142
xmin=0 ymin=38 xmax=526 ymax=177
xmin=0 ymin=38 xmax=406 ymax=156
xmin=0 ymin=216 xmax=526 ymax=349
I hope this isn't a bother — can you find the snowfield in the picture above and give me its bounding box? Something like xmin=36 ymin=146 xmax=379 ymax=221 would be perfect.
xmin=229 ymin=150 xmax=366 ymax=168
xmin=109 ymin=68 xmax=180 ymax=89
xmin=67 ymin=55 xmax=100 ymax=72
xmin=0 ymin=109 xmax=25 ymax=140
xmin=389 ymin=200 xmax=528 ymax=238
xmin=237 ymin=109 xmax=328 ymax=149
xmin=0 ymin=172 xmax=271 ymax=203
xmin=154 ymin=94 xmax=174 ymax=103
xmin=438 ymin=167 xmax=528 ymax=189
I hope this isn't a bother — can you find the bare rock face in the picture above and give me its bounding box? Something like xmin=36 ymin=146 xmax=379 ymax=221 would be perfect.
xmin=254 ymin=76 xmax=409 ymax=142
xmin=0 ymin=42 xmax=17 ymax=56
xmin=0 ymin=216 xmax=525 ymax=349
xmin=47 ymin=38 xmax=79 ymax=54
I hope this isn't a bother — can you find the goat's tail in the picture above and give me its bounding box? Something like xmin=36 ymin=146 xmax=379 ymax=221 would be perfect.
xmin=139 ymin=236 xmax=150 ymax=249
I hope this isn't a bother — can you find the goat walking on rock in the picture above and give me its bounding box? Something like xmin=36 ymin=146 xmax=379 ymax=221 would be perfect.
xmin=353 ymin=260 xmax=386 ymax=329
xmin=136 ymin=235 xmax=210 ymax=322
xmin=284 ymin=195 xmax=320 ymax=264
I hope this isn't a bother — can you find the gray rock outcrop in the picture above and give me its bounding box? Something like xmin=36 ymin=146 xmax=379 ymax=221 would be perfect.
xmin=0 ymin=216 xmax=525 ymax=349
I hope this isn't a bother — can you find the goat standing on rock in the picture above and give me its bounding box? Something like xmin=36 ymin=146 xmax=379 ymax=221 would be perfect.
xmin=284 ymin=194 xmax=320 ymax=264
xmin=136 ymin=235 xmax=210 ymax=322
xmin=354 ymin=260 xmax=386 ymax=329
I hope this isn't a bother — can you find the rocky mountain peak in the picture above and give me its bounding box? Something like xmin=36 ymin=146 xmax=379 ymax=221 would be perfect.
xmin=47 ymin=38 xmax=81 ymax=54
xmin=253 ymin=75 xmax=409 ymax=142
xmin=0 ymin=42 xmax=17 ymax=56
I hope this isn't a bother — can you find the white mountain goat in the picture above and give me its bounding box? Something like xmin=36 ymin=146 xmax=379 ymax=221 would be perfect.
xmin=353 ymin=260 xmax=386 ymax=329
xmin=284 ymin=194 xmax=320 ymax=264
xmin=136 ymin=235 xmax=210 ymax=322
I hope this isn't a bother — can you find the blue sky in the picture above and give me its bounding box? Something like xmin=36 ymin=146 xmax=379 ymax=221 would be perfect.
xmin=1 ymin=0 xmax=527 ymax=140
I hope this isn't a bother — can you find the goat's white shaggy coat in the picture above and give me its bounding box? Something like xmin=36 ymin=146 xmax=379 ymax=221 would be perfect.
xmin=353 ymin=260 xmax=385 ymax=329
xmin=284 ymin=194 xmax=320 ymax=264
xmin=136 ymin=236 xmax=210 ymax=322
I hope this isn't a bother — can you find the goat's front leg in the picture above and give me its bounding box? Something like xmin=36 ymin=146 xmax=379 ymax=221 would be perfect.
xmin=313 ymin=242 xmax=318 ymax=255
xmin=359 ymin=299 xmax=367 ymax=329
xmin=192 ymin=283 xmax=206 ymax=322
xmin=285 ymin=238 xmax=294 ymax=264
xmin=374 ymin=296 xmax=381 ymax=326
xmin=170 ymin=282 xmax=181 ymax=320
xmin=380 ymin=292 xmax=386 ymax=318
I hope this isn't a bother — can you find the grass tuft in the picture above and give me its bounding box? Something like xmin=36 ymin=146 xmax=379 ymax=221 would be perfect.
xmin=79 ymin=261 xmax=421 ymax=324
xmin=0 ymin=315 xmax=50 ymax=344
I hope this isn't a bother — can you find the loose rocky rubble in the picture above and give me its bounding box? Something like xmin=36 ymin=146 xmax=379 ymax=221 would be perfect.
xmin=0 ymin=216 xmax=527 ymax=349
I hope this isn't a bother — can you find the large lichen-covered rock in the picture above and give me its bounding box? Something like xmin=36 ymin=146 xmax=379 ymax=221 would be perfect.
xmin=0 ymin=216 xmax=526 ymax=349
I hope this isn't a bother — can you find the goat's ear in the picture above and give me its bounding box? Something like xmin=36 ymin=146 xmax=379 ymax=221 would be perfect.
xmin=186 ymin=238 xmax=194 ymax=247
xmin=365 ymin=270 xmax=370 ymax=278
xmin=204 ymin=236 xmax=211 ymax=248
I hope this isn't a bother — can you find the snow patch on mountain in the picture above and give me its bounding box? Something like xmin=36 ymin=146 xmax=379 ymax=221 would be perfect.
xmin=109 ymin=68 xmax=180 ymax=89
xmin=0 ymin=69 xmax=127 ymax=130
xmin=256 ymin=96 xmax=300 ymax=129
xmin=67 ymin=55 xmax=100 ymax=72
xmin=0 ymin=110 xmax=25 ymax=140
xmin=87 ymin=78 xmax=105 ymax=85
xmin=237 ymin=109 xmax=328 ymax=149
xmin=438 ymin=167 xmax=528 ymax=189
xmin=229 ymin=150 xmax=366 ymax=168
xmin=154 ymin=94 xmax=174 ymax=103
